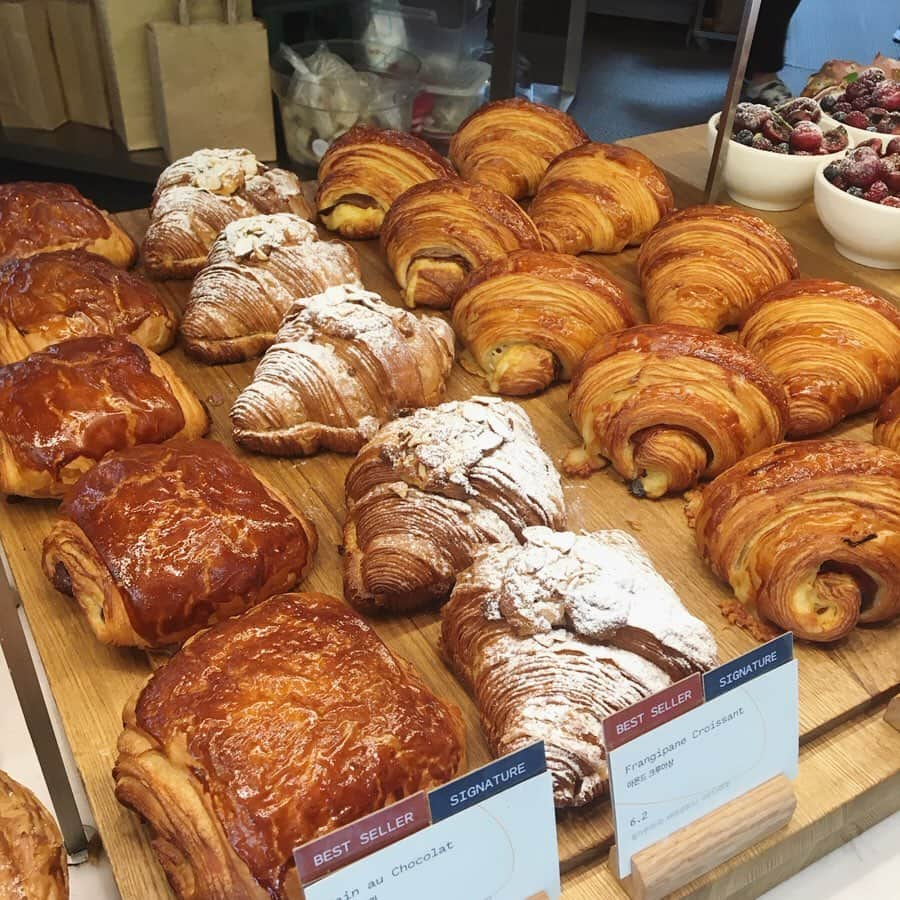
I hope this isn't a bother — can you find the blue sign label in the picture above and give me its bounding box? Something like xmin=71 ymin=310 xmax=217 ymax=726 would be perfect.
xmin=703 ymin=633 xmax=794 ymax=701
xmin=428 ymin=742 xmax=546 ymax=823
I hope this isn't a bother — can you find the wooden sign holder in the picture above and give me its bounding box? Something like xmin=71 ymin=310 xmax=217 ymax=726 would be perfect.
xmin=609 ymin=774 xmax=796 ymax=900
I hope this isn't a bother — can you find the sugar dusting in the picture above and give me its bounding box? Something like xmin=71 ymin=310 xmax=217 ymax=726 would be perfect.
xmin=223 ymin=214 xmax=318 ymax=260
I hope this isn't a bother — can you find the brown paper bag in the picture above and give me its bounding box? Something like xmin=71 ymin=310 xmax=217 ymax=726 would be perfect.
xmin=0 ymin=0 xmax=67 ymax=130
xmin=47 ymin=0 xmax=111 ymax=128
xmin=146 ymin=0 xmax=276 ymax=161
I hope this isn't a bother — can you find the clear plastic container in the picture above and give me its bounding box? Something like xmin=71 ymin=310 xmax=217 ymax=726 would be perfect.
xmin=418 ymin=58 xmax=491 ymax=142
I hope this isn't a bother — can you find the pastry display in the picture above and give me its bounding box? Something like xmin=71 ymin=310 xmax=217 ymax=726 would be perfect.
xmin=380 ymin=178 xmax=542 ymax=309
xmin=0 ymin=770 xmax=68 ymax=900
xmin=449 ymin=98 xmax=588 ymax=200
xmin=451 ymin=250 xmax=635 ymax=396
xmin=114 ymin=592 xmax=465 ymax=900
xmin=638 ymin=205 xmax=799 ymax=331
xmin=729 ymin=99 xmax=848 ymax=155
xmin=687 ymin=440 xmax=900 ymax=642
xmin=180 ymin=214 xmax=362 ymax=364
xmin=441 ymin=527 xmax=716 ymax=806
xmin=142 ymin=149 xmax=313 ymax=279
xmin=315 ymin=125 xmax=456 ymax=239
xmin=875 ymin=386 xmax=900 ymax=451
xmin=42 ymin=440 xmax=317 ymax=648
xmin=0 ymin=249 xmax=175 ymax=364
xmin=0 ymin=336 xmax=208 ymax=498
xmin=0 ymin=181 xmax=136 ymax=268
xmin=564 ymin=325 xmax=789 ymax=497
xmin=343 ymin=396 xmax=566 ymax=613
xmin=529 ymin=143 xmax=674 ymax=255
xmin=232 ymin=285 xmax=454 ymax=456
xmin=739 ymin=280 xmax=900 ymax=437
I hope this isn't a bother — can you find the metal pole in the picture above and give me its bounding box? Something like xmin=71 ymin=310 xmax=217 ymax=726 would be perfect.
xmin=489 ymin=0 xmax=522 ymax=100
xmin=561 ymin=0 xmax=588 ymax=100
xmin=705 ymin=0 xmax=763 ymax=202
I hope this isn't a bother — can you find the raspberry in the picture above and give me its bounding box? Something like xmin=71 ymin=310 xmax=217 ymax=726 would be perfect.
xmin=844 ymin=149 xmax=881 ymax=188
xmin=881 ymin=196 xmax=900 ymax=208
xmin=833 ymin=101 xmax=852 ymax=114
xmin=789 ymin=121 xmax=823 ymax=153
xmin=776 ymin=97 xmax=821 ymax=125
xmin=821 ymin=125 xmax=849 ymax=154
xmin=857 ymin=67 xmax=886 ymax=88
xmin=863 ymin=181 xmax=890 ymax=203
xmin=751 ymin=133 xmax=774 ymax=152
xmin=733 ymin=129 xmax=754 ymax=146
xmin=734 ymin=103 xmax=770 ymax=133
xmin=844 ymin=110 xmax=869 ymax=130
xmin=872 ymin=80 xmax=900 ymax=112
xmin=878 ymin=155 xmax=900 ymax=192
xmin=851 ymin=95 xmax=872 ymax=111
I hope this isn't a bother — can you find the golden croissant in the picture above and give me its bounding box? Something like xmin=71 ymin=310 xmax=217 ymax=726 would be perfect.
xmin=739 ymin=279 xmax=900 ymax=438
xmin=451 ymin=249 xmax=635 ymax=395
xmin=449 ymin=97 xmax=587 ymax=199
xmin=528 ymin=142 xmax=674 ymax=255
xmin=380 ymin=178 xmax=542 ymax=309
xmin=316 ymin=125 xmax=456 ymax=239
xmin=180 ymin=213 xmax=361 ymax=364
xmin=638 ymin=204 xmax=799 ymax=331
xmin=875 ymin=387 xmax=900 ymax=452
xmin=564 ymin=324 xmax=789 ymax=497
xmin=687 ymin=440 xmax=900 ymax=642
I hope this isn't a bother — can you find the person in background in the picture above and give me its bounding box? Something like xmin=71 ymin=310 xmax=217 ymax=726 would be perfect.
xmin=741 ymin=0 xmax=803 ymax=106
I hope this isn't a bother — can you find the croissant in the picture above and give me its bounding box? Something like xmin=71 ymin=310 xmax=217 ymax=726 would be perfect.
xmin=315 ymin=125 xmax=456 ymax=239
xmin=0 ymin=249 xmax=175 ymax=364
xmin=564 ymin=324 xmax=789 ymax=497
xmin=380 ymin=178 xmax=542 ymax=309
xmin=180 ymin=214 xmax=362 ymax=363
xmin=875 ymin=387 xmax=900 ymax=452
xmin=451 ymin=250 xmax=635 ymax=395
xmin=142 ymin=149 xmax=313 ymax=279
xmin=687 ymin=440 xmax=900 ymax=642
xmin=739 ymin=279 xmax=900 ymax=438
xmin=343 ymin=397 xmax=566 ymax=613
xmin=528 ymin=142 xmax=674 ymax=255
xmin=441 ymin=527 xmax=716 ymax=806
xmin=231 ymin=285 xmax=455 ymax=456
xmin=449 ymin=98 xmax=588 ymax=200
xmin=0 ymin=180 xmax=136 ymax=267
xmin=638 ymin=205 xmax=799 ymax=331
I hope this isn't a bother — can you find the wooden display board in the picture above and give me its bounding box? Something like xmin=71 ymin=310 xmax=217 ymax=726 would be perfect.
xmin=0 ymin=125 xmax=897 ymax=899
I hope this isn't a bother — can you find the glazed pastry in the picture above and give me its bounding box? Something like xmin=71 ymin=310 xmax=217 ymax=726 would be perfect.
xmin=529 ymin=143 xmax=674 ymax=255
xmin=180 ymin=214 xmax=362 ymax=364
xmin=449 ymin=98 xmax=588 ymax=200
xmin=0 ymin=336 xmax=208 ymax=498
xmin=0 ymin=180 xmax=136 ymax=268
xmin=875 ymin=387 xmax=900 ymax=452
xmin=564 ymin=325 xmax=789 ymax=497
xmin=42 ymin=440 xmax=317 ymax=648
xmin=739 ymin=279 xmax=900 ymax=438
xmin=442 ymin=527 xmax=716 ymax=806
xmin=114 ymin=592 xmax=465 ymax=900
xmin=232 ymin=285 xmax=454 ymax=456
xmin=142 ymin=149 xmax=313 ymax=279
xmin=0 ymin=249 xmax=175 ymax=364
xmin=0 ymin=770 xmax=68 ymax=900
xmin=452 ymin=250 xmax=635 ymax=395
xmin=316 ymin=125 xmax=455 ymax=239
xmin=687 ymin=440 xmax=900 ymax=642
xmin=380 ymin=178 xmax=542 ymax=309
xmin=343 ymin=396 xmax=566 ymax=613
xmin=638 ymin=205 xmax=799 ymax=332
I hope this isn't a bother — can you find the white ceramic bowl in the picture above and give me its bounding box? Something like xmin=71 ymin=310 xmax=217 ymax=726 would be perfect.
xmin=814 ymin=160 xmax=900 ymax=269
xmin=707 ymin=112 xmax=847 ymax=211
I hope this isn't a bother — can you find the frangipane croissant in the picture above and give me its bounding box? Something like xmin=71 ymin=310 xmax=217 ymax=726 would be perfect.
xmin=452 ymin=249 xmax=635 ymax=395
xmin=316 ymin=125 xmax=455 ymax=238
xmin=529 ymin=143 xmax=674 ymax=255
xmin=875 ymin=387 xmax=900 ymax=452
xmin=0 ymin=181 xmax=136 ymax=267
xmin=442 ymin=527 xmax=716 ymax=806
xmin=142 ymin=149 xmax=313 ymax=279
xmin=343 ymin=397 xmax=566 ymax=613
xmin=638 ymin=204 xmax=799 ymax=331
xmin=380 ymin=178 xmax=542 ymax=309
xmin=231 ymin=285 xmax=454 ymax=456
xmin=114 ymin=592 xmax=465 ymax=900
xmin=687 ymin=440 xmax=900 ymax=642
xmin=449 ymin=97 xmax=588 ymax=200
xmin=180 ymin=214 xmax=361 ymax=363
xmin=0 ymin=249 xmax=175 ymax=364
xmin=739 ymin=279 xmax=900 ymax=438
xmin=564 ymin=325 xmax=789 ymax=497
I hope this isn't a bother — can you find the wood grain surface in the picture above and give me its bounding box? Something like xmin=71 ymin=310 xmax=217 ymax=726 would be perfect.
xmin=0 ymin=125 xmax=897 ymax=899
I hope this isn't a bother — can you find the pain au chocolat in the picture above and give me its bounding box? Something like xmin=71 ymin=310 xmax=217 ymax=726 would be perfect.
xmin=114 ymin=592 xmax=465 ymax=900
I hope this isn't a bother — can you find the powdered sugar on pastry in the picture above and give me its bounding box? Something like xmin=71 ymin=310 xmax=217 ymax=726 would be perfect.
xmin=223 ymin=214 xmax=318 ymax=260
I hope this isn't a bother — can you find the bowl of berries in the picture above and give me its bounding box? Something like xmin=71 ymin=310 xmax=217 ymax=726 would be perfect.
xmin=708 ymin=98 xmax=849 ymax=211
xmin=818 ymin=67 xmax=900 ymax=152
xmin=815 ymin=139 xmax=900 ymax=269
